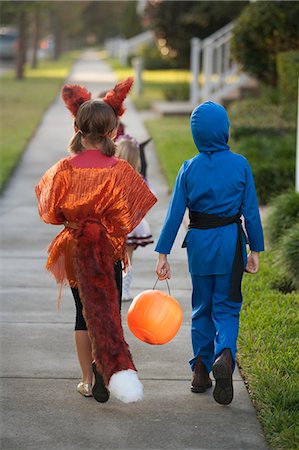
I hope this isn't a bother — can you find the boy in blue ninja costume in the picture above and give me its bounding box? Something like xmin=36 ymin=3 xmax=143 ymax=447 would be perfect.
xmin=155 ymin=101 xmax=264 ymax=405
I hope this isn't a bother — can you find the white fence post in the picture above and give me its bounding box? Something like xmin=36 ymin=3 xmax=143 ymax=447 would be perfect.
xmin=202 ymin=39 xmax=213 ymax=101
xmin=190 ymin=38 xmax=201 ymax=105
xmin=132 ymin=57 xmax=143 ymax=96
xmin=119 ymin=40 xmax=128 ymax=66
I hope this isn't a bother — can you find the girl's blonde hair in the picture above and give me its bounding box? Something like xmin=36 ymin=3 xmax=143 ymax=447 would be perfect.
xmin=116 ymin=137 xmax=141 ymax=172
xmin=68 ymin=99 xmax=119 ymax=156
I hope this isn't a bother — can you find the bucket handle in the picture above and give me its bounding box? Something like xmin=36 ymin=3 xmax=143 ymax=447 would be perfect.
xmin=153 ymin=278 xmax=171 ymax=296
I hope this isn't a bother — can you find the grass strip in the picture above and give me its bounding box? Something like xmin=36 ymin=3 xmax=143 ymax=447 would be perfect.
xmin=0 ymin=51 xmax=80 ymax=191
xmin=239 ymin=251 xmax=299 ymax=450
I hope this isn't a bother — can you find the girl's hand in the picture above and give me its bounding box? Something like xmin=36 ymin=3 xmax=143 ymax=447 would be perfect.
xmin=156 ymin=254 xmax=171 ymax=280
xmin=245 ymin=251 xmax=260 ymax=274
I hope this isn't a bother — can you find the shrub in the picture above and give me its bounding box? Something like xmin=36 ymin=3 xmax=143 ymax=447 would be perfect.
xmin=277 ymin=51 xmax=299 ymax=106
xmin=252 ymin=162 xmax=295 ymax=206
xmin=265 ymin=191 xmax=299 ymax=246
xmin=231 ymin=1 xmax=299 ymax=85
xmin=138 ymin=43 xmax=177 ymax=70
xmin=228 ymin=98 xmax=297 ymax=204
xmin=233 ymin=134 xmax=296 ymax=205
xmin=164 ymin=84 xmax=189 ymax=101
xmin=265 ymin=191 xmax=299 ymax=292
xmin=228 ymin=97 xmax=296 ymax=135
xmin=276 ymin=223 xmax=299 ymax=290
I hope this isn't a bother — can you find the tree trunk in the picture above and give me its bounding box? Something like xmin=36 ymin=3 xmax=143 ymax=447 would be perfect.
xmin=51 ymin=11 xmax=61 ymax=61
xmin=16 ymin=11 xmax=26 ymax=80
xmin=31 ymin=10 xmax=40 ymax=69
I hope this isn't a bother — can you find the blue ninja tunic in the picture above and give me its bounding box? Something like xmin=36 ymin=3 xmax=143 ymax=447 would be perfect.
xmin=155 ymin=101 xmax=264 ymax=275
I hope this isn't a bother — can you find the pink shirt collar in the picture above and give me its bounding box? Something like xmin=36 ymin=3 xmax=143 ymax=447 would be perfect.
xmin=70 ymin=149 xmax=119 ymax=168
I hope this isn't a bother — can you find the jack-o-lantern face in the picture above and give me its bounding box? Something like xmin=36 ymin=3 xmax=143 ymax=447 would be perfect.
xmin=127 ymin=289 xmax=182 ymax=345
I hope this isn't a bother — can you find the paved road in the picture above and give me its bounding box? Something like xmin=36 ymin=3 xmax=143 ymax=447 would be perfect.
xmin=0 ymin=50 xmax=268 ymax=450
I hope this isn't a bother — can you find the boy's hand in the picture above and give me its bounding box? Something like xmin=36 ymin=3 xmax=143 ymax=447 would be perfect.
xmin=156 ymin=254 xmax=171 ymax=280
xmin=245 ymin=251 xmax=260 ymax=274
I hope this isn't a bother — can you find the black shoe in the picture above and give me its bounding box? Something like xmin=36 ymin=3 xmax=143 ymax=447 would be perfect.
xmin=191 ymin=356 xmax=212 ymax=393
xmin=92 ymin=362 xmax=110 ymax=403
xmin=212 ymin=348 xmax=233 ymax=405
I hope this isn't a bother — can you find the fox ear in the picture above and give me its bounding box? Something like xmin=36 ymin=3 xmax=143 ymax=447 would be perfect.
xmin=103 ymin=77 xmax=134 ymax=117
xmin=61 ymin=84 xmax=92 ymax=117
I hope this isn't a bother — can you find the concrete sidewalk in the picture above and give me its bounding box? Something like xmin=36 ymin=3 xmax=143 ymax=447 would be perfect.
xmin=0 ymin=50 xmax=267 ymax=450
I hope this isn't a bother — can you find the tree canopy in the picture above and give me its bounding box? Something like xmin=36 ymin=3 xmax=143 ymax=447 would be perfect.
xmin=231 ymin=1 xmax=299 ymax=86
xmin=144 ymin=0 xmax=248 ymax=67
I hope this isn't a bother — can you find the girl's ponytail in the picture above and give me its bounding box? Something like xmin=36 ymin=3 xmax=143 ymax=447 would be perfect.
xmin=69 ymin=130 xmax=84 ymax=154
xmin=98 ymin=135 xmax=116 ymax=157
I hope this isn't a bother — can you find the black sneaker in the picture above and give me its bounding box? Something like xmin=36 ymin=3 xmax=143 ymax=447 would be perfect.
xmin=92 ymin=362 xmax=110 ymax=403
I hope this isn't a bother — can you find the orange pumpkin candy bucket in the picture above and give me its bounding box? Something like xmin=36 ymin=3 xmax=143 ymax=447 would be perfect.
xmin=127 ymin=280 xmax=183 ymax=345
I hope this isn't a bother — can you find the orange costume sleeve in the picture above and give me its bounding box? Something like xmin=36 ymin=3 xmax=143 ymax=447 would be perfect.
xmin=35 ymin=158 xmax=157 ymax=287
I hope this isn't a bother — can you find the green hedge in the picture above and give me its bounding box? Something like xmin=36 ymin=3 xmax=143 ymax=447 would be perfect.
xmin=164 ymin=84 xmax=189 ymax=101
xmin=228 ymin=97 xmax=296 ymax=205
xmin=277 ymin=223 xmax=299 ymax=290
xmin=277 ymin=51 xmax=299 ymax=106
xmin=233 ymin=134 xmax=296 ymax=205
xmin=228 ymin=97 xmax=296 ymax=132
xmin=265 ymin=191 xmax=299 ymax=291
xmin=265 ymin=191 xmax=299 ymax=245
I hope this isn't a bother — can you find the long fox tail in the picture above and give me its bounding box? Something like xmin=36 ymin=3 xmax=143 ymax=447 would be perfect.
xmin=73 ymin=219 xmax=143 ymax=403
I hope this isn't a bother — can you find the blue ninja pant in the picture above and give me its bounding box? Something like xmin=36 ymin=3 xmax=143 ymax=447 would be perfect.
xmin=189 ymin=273 xmax=242 ymax=373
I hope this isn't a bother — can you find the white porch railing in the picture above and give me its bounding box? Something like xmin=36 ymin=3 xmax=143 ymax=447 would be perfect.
xmin=190 ymin=22 xmax=251 ymax=104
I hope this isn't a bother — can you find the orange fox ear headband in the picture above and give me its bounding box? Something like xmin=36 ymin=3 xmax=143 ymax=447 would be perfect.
xmin=61 ymin=77 xmax=134 ymax=118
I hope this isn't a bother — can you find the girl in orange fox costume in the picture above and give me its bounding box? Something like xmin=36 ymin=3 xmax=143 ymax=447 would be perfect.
xmin=35 ymin=78 xmax=157 ymax=403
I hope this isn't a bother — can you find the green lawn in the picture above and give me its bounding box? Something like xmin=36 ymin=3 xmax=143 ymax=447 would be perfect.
xmin=0 ymin=51 xmax=80 ymax=191
xmin=146 ymin=116 xmax=194 ymax=188
xmin=145 ymin=114 xmax=299 ymax=449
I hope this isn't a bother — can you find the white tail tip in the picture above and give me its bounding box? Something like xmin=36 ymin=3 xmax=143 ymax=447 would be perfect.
xmin=108 ymin=369 xmax=143 ymax=403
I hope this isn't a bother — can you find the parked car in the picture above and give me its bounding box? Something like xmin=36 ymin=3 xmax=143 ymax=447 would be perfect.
xmin=0 ymin=27 xmax=18 ymax=59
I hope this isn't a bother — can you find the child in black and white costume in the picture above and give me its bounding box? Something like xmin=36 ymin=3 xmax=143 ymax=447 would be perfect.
xmin=116 ymin=134 xmax=154 ymax=301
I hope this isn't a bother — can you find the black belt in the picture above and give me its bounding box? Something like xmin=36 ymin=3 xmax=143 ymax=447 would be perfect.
xmin=182 ymin=211 xmax=245 ymax=303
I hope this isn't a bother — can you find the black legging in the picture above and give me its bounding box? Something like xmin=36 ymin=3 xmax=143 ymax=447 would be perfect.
xmin=71 ymin=260 xmax=123 ymax=331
